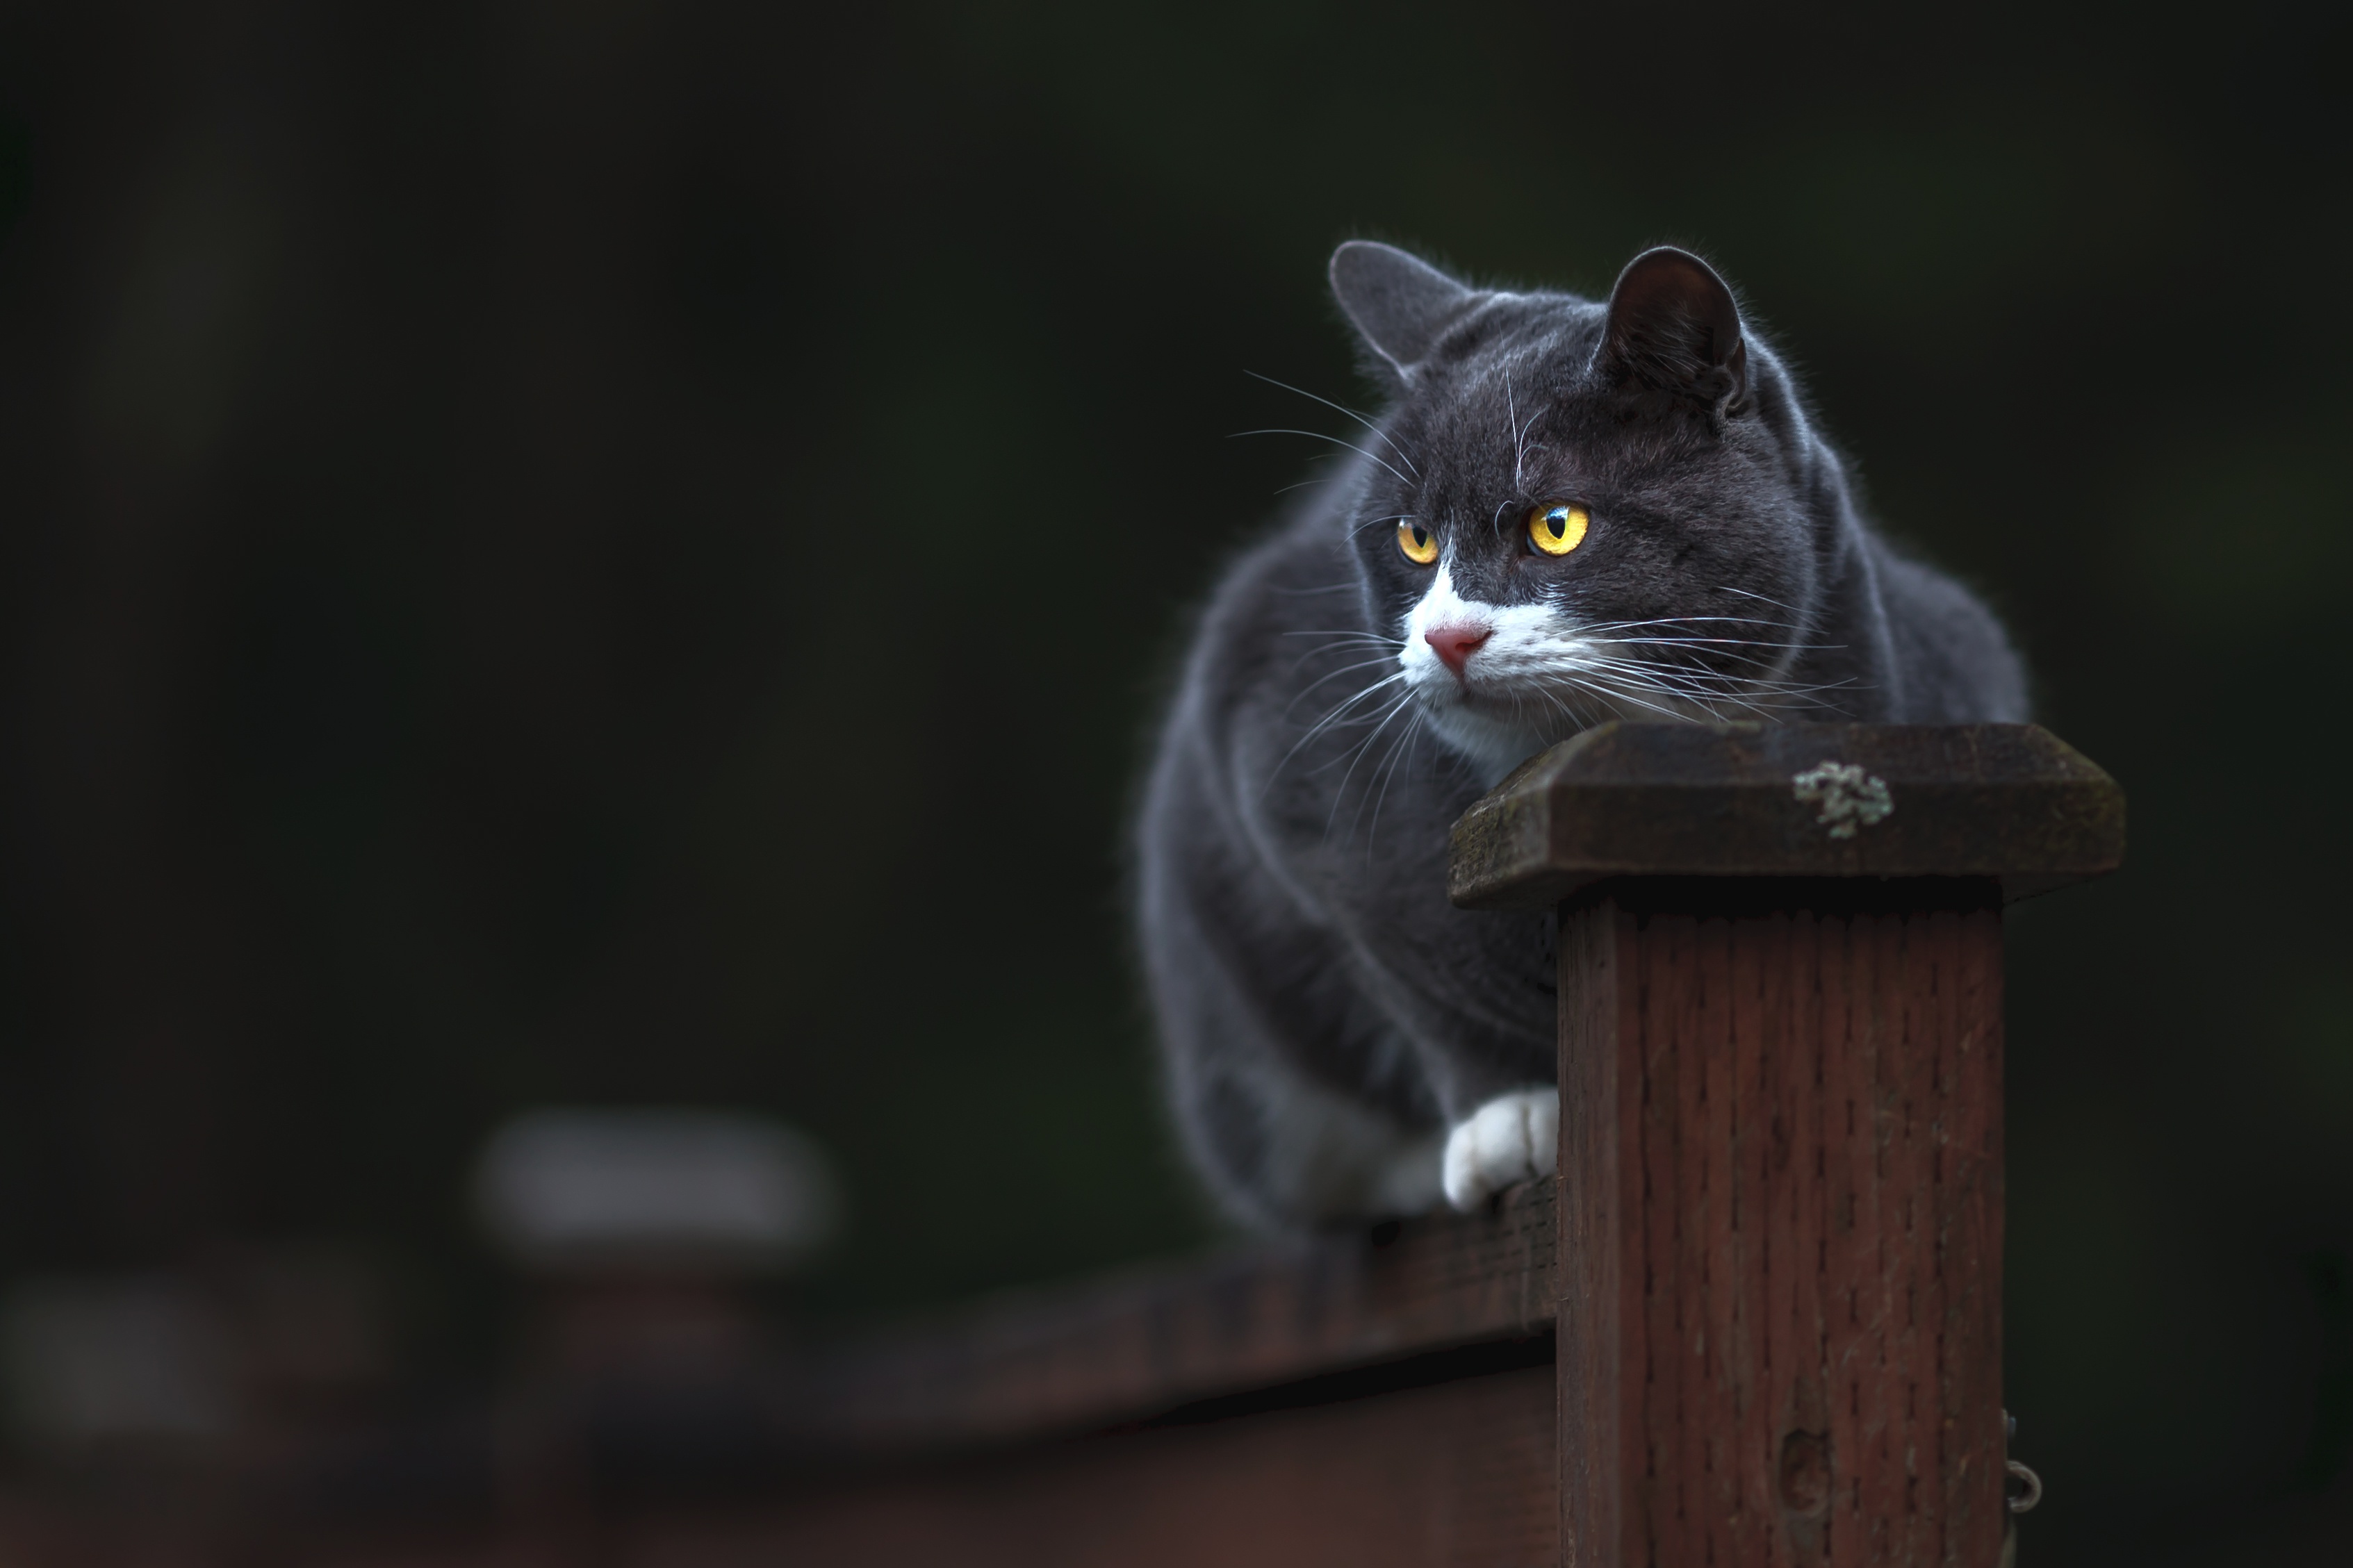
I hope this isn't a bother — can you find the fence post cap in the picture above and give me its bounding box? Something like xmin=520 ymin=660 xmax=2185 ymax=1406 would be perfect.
xmin=1448 ymin=721 xmax=2125 ymax=911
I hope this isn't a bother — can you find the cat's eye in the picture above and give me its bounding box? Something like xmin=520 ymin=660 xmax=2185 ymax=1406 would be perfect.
xmin=1528 ymin=503 xmax=1589 ymax=557
xmin=1397 ymin=520 xmax=1439 ymax=565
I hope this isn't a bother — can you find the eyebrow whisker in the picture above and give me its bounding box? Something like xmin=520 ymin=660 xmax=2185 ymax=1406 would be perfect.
xmin=1245 ymin=370 xmax=1421 ymax=477
xmin=1232 ymin=428 xmax=1414 ymax=489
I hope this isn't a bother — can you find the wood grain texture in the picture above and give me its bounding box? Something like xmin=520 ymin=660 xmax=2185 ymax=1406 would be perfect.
xmin=662 ymin=1363 xmax=1557 ymax=1568
xmin=1559 ymin=889 xmax=2006 ymax=1568
xmin=1556 ymin=897 xmax=1623 ymax=1568
xmin=798 ymin=1180 xmax=1555 ymax=1456
xmin=1451 ymin=722 xmax=2124 ymax=911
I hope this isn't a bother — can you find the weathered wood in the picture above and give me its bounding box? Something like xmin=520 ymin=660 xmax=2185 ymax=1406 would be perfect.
xmin=799 ymin=1178 xmax=1555 ymax=1455
xmin=1556 ymin=886 xmax=2007 ymax=1568
xmin=1450 ymin=722 xmax=2124 ymax=910
xmin=1451 ymin=721 xmax=2083 ymax=1566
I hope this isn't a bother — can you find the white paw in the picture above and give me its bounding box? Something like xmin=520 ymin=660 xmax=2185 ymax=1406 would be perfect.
xmin=1441 ymin=1089 xmax=1558 ymax=1212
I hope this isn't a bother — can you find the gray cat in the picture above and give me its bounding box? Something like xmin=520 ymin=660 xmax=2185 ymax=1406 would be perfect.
xmin=1134 ymin=242 xmax=2028 ymax=1232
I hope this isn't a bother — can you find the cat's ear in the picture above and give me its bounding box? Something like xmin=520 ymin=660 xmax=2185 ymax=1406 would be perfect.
xmin=1595 ymin=247 xmax=1750 ymax=414
xmin=1329 ymin=241 xmax=1476 ymax=374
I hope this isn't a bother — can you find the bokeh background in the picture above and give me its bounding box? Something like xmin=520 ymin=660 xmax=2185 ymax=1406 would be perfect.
xmin=0 ymin=1 xmax=2347 ymax=1560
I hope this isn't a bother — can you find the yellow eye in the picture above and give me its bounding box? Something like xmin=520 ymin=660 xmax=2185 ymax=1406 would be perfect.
xmin=1528 ymin=503 xmax=1589 ymax=556
xmin=1397 ymin=520 xmax=1439 ymax=565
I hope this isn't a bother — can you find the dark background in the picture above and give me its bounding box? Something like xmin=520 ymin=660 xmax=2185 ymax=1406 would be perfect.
xmin=0 ymin=1 xmax=2348 ymax=1560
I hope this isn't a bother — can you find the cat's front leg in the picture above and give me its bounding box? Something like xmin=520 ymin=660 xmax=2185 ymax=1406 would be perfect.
xmin=1441 ymin=1088 xmax=1559 ymax=1211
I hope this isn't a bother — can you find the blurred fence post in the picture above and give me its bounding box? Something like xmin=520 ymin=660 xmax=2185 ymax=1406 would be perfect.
xmin=1452 ymin=722 xmax=2124 ymax=1567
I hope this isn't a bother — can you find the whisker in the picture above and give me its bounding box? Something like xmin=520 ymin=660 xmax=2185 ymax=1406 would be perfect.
xmin=1286 ymin=645 xmax=1403 ymax=672
xmin=1561 ymin=670 xmax=1724 ymax=724
xmin=1303 ymin=689 xmax=1418 ymax=793
xmin=1356 ymin=707 xmax=1425 ymax=850
xmin=1287 ymin=652 xmax=1404 ymax=682
xmin=1534 ymin=684 xmax=1603 ymax=738
xmin=1577 ymin=650 xmax=1862 ymax=696
xmin=1584 ymin=641 xmax=1821 ymax=678
xmin=1278 ymin=636 xmax=1404 ymax=668
xmin=1566 ymin=659 xmax=1857 ymax=722
xmin=1323 ymin=688 xmax=1421 ymax=837
xmin=1266 ymin=672 xmax=1412 ymax=786
xmin=1289 ymin=669 xmax=1410 ymax=737
xmin=1507 ymin=366 xmax=1546 ymax=495
xmin=1244 ymin=371 xmax=1420 ymax=476
xmin=1572 ymin=614 xmax=1799 ymax=634
xmin=1282 ymin=655 xmax=1410 ymax=709
xmin=1232 ymin=428 xmax=1413 ymax=489
xmin=1506 ymin=372 xmax=1520 ymax=491
xmin=1596 ymin=635 xmax=1842 ymax=654
xmin=1575 ymin=654 xmax=1844 ymax=704
xmin=1718 ymin=586 xmax=1814 ymax=620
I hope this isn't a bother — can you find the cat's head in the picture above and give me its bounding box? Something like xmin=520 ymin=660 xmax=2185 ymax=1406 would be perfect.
xmin=1327 ymin=241 xmax=1833 ymax=782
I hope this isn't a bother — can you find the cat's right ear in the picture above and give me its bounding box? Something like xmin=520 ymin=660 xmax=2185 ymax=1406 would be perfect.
xmin=1593 ymin=247 xmax=1750 ymax=415
xmin=1329 ymin=241 xmax=1476 ymax=376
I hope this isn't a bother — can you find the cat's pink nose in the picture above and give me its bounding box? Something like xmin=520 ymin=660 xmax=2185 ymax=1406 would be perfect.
xmin=1425 ymin=624 xmax=1491 ymax=675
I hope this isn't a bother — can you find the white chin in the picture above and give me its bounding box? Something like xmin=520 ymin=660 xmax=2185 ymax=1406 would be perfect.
xmin=1418 ymin=695 xmax=1555 ymax=785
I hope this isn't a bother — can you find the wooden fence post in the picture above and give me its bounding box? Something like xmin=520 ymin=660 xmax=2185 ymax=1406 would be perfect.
xmin=1452 ymin=723 xmax=2124 ymax=1568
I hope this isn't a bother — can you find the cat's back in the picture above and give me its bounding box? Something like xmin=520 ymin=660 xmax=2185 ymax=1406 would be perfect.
xmin=1868 ymin=543 xmax=2032 ymax=724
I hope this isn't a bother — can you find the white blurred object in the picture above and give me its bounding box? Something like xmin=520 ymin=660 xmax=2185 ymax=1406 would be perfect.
xmin=474 ymin=1109 xmax=840 ymax=1273
xmin=3 ymin=1276 xmax=233 ymax=1446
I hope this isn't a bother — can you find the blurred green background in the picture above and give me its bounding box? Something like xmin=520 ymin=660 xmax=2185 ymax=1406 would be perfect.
xmin=0 ymin=1 xmax=2347 ymax=1560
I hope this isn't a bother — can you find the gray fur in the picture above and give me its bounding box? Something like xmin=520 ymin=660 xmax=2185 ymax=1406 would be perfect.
xmin=1135 ymin=242 xmax=2027 ymax=1232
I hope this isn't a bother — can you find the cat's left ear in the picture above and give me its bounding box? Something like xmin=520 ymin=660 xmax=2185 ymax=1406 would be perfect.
xmin=1329 ymin=241 xmax=1477 ymax=374
xmin=1594 ymin=247 xmax=1751 ymax=415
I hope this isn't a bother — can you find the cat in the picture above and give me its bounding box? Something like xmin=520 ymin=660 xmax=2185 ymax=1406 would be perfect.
xmin=1133 ymin=240 xmax=2028 ymax=1231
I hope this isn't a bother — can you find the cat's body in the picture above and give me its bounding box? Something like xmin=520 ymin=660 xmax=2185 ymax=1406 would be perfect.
xmin=1135 ymin=243 xmax=2026 ymax=1231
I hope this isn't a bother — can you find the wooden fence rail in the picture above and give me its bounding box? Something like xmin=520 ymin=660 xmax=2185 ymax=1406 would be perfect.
xmin=725 ymin=720 xmax=2123 ymax=1568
